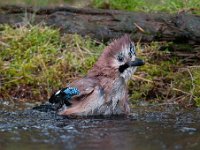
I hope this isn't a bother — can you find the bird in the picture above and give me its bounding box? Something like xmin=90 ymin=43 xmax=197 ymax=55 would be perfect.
xmin=49 ymin=34 xmax=144 ymax=116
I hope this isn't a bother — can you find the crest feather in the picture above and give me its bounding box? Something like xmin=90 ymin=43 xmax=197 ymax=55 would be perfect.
xmin=103 ymin=34 xmax=132 ymax=57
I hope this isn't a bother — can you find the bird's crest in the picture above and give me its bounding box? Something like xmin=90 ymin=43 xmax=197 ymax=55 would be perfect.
xmin=103 ymin=34 xmax=132 ymax=58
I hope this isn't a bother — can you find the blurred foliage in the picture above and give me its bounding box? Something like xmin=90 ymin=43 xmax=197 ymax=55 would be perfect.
xmin=92 ymin=0 xmax=200 ymax=14
xmin=0 ymin=0 xmax=72 ymax=6
xmin=0 ymin=0 xmax=199 ymax=14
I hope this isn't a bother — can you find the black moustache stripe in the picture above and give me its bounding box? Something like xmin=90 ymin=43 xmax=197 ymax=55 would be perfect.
xmin=119 ymin=58 xmax=144 ymax=73
xmin=119 ymin=63 xmax=130 ymax=73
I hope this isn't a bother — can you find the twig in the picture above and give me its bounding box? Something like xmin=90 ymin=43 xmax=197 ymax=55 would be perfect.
xmin=168 ymin=95 xmax=186 ymax=102
xmin=171 ymin=87 xmax=191 ymax=96
xmin=75 ymin=37 xmax=84 ymax=58
xmin=150 ymin=102 xmax=179 ymax=106
xmin=0 ymin=40 xmax=10 ymax=47
xmin=1 ymin=76 xmax=23 ymax=85
xmin=132 ymin=75 xmax=193 ymax=96
xmin=134 ymin=23 xmax=145 ymax=33
xmin=186 ymin=68 xmax=195 ymax=104
xmin=187 ymin=65 xmax=200 ymax=68
xmin=132 ymin=75 xmax=153 ymax=83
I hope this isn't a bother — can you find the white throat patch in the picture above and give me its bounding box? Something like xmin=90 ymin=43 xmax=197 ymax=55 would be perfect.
xmin=120 ymin=67 xmax=137 ymax=82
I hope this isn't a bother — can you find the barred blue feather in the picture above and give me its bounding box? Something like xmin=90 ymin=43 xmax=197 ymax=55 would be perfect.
xmin=63 ymin=87 xmax=80 ymax=100
xmin=49 ymin=87 xmax=80 ymax=109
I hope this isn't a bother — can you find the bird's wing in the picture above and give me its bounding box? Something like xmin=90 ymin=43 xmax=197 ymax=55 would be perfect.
xmin=67 ymin=77 xmax=99 ymax=102
xmin=49 ymin=77 xmax=99 ymax=109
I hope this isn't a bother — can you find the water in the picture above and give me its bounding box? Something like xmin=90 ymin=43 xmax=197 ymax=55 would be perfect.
xmin=0 ymin=100 xmax=200 ymax=150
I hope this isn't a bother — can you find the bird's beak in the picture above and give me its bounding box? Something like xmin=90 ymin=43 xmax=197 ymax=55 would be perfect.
xmin=119 ymin=58 xmax=144 ymax=73
xmin=128 ymin=58 xmax=145 ymax=67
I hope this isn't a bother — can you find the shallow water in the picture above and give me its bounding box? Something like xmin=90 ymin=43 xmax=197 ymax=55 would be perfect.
xmin=0 ymin=100 xmax=200 ymax=150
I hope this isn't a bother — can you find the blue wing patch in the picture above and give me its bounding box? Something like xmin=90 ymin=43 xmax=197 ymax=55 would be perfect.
xmin=63 ymin=87 xmax=80 ymax=100
xmin=49 ymin=87 xmax=80 ymax=109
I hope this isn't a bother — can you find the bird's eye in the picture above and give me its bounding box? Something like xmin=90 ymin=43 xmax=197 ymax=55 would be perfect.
xmin=117 ymin=53 xmax=124 ymax=62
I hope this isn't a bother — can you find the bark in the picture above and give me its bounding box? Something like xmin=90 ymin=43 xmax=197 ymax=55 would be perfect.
xmin=0 ymin=5 xmax=200 ymax=44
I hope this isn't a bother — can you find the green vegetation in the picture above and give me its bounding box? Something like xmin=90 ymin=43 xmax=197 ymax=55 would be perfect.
xmin=0 ymin=25 xmax=104 ymax=101
xmin=92 ymin=0 xmax=200 ymax=14
xmin=129 ymin=43 xmax=200 ymax=107
xmin=0 ymin=0 xmax=200 ymax=14
xmin=0 ymin=0 xmax=200 ymax=106
xmin=0 ymin=25 xmax=200 ymax=107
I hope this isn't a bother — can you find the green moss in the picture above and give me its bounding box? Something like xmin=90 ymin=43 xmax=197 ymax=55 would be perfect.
xmin=1 ymin=0 xmax=200 ymax=14
xmin=194 ymin=97 xmax=200 ymax=107
xmin=128 ymin=42 xmax=200 ymax=107
xmin=0 ymin=25 xmax=105 ymax=101
xmin=190 ymin=68 xmax=200 ymax=97
xmin=92 ymin=0 xmax=200 ymax=14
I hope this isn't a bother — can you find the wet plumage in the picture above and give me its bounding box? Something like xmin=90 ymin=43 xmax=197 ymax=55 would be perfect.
xmin=49 ymin=35 xmax=144 ymax=116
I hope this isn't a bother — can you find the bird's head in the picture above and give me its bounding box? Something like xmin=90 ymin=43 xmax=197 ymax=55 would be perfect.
xmin=95 ymin=34 xmax=144 ymax=80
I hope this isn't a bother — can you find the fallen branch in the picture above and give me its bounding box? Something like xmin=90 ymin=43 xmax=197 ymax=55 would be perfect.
xmin=0 ymin=5 xmax=200 ymax=44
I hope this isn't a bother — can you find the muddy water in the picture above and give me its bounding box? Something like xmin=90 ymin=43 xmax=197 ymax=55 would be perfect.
xmin=0 ymin=100 xmax=200 ymax=150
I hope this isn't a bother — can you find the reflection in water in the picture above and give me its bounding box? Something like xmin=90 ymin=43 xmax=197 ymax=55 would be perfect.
xmin=0 ymin=100 xmax=200 ymax=150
